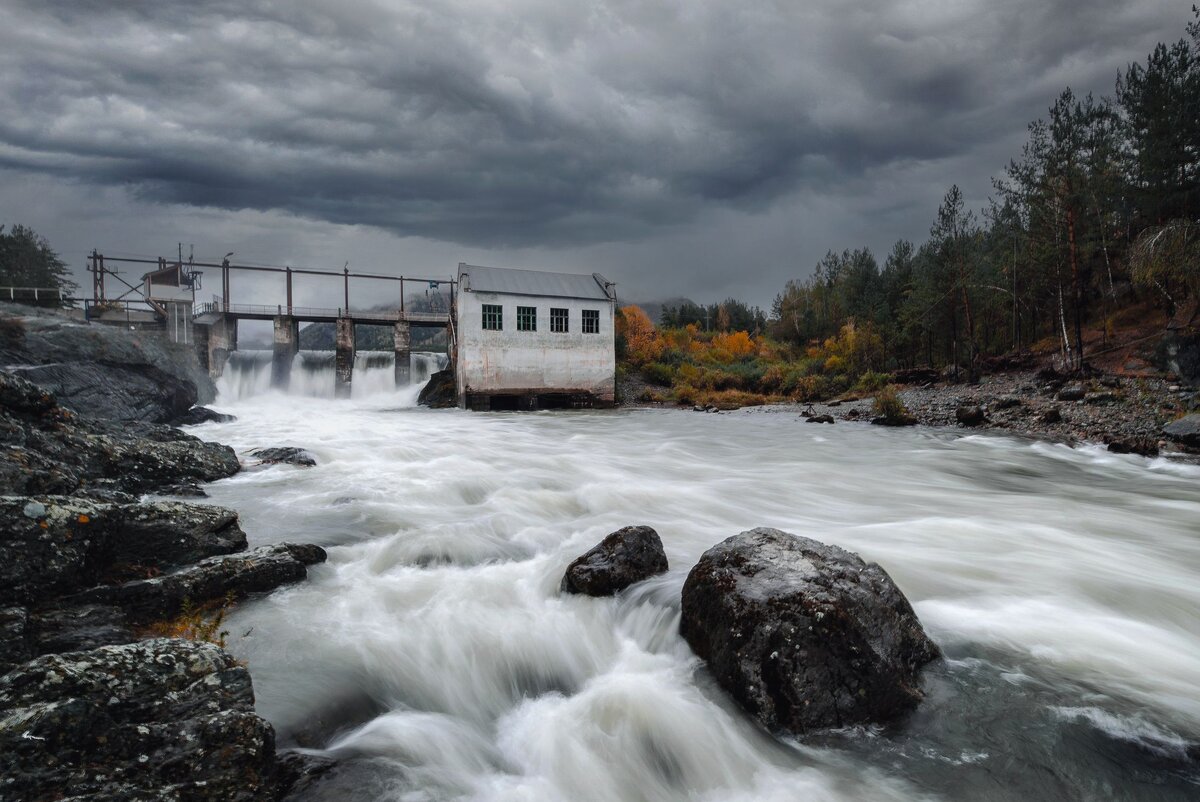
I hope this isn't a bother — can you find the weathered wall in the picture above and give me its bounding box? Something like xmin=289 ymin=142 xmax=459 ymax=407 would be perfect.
xmin=455 ymin=290 xmax=615 ymax=405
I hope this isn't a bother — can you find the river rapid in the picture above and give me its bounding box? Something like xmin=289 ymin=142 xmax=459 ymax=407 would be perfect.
xmin=187 ymin=361 xmax=1200 ymax=801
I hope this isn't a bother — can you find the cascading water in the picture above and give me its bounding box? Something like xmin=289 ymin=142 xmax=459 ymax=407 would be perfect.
xmin=215 ymin=350 xmax=447 ymax=401
xmin=181 ymin=387 xmax=1200 ymax=802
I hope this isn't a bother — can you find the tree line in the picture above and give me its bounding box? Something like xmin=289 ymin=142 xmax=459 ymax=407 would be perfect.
xmin=0 ymin=224 xmax=76 ymax=306
xmin=768 ymin=7 xmax=1200 ymax=377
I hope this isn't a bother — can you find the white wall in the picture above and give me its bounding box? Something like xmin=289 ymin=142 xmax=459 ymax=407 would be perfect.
xmin=455 ymin=289 xmax=615 ymax=403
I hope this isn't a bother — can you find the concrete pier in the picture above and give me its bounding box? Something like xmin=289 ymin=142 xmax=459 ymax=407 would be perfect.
xmin=335 ymin=317 xmax=355 ymax=398
xmin=206 ymin=315 xmax=238 ymax=378
xmin=271 ymin=316 xmax=299 ymax=389
xmin=394 ymin=321 xmax=412 ymax=386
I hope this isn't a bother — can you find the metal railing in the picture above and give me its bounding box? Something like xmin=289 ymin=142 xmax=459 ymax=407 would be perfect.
xmin=194 ymin=301 xmax=450 ymax=323
xmin=0 ymin=286 xmax=66 ymax=303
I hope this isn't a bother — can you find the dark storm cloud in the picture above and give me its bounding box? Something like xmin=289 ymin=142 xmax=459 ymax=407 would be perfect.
xmin=0 ymin=0 xmax=1187 ymax=250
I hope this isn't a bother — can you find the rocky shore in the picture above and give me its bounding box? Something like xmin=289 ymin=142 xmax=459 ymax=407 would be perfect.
xmin=681 ymin=368 xmax=1200 ymax=458
xmin=0 ymin=322 xmax=331 ymax=799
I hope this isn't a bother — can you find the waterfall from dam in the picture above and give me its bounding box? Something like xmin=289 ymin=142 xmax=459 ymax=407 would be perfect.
xmin=216 ymin=350 xmax=447 ymax=400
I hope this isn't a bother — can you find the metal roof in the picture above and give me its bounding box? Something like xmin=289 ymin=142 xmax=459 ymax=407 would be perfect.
xmin=458 ymin=263 xmax=614 ymax=301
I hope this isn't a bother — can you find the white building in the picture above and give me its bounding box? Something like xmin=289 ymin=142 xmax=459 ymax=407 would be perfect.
xmin=455 ymin=263 xmax=617 ymax=410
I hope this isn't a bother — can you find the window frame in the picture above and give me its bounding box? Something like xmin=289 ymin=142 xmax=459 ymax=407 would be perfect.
xmin=482 ymin=303 xmax=503 ymax=331
xmin=517 ymin=305 xmax=538 ymax=332
xmin=550 ymin=307 xmax=569 ymax=333
xmin=582 ymin=309 xmax=600 ymax=334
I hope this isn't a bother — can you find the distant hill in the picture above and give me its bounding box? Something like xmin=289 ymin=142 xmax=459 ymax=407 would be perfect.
xmin=627 ymin=297 xmax=695 ymax=325
xmin=298 ymin=293 xmax=451 ymax=351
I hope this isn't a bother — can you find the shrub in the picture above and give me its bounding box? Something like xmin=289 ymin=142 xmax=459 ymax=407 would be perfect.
xmin=139 ymin=595 xmax=234 ymax=648
xmin=854 ymin=370 xmax=891 ymax=393
xmin=641 ymin=362 xmax=676 ymax=387
xmin=873 ymin=385 xmax=909 ymax=420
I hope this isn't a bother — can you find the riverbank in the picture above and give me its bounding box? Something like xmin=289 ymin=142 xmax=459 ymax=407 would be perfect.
xmin=641 ymin=368 xmax=1197 ymax=458
xmin=0 ymin=313 xmax=331 ymax=800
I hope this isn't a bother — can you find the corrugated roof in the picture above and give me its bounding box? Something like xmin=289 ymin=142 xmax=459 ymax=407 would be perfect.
xmin=458 ymin=263 xmax=614 ymax=301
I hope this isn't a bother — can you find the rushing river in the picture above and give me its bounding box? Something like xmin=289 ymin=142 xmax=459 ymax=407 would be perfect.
xmin=184 ymin=361 xmax=1200 ymax=801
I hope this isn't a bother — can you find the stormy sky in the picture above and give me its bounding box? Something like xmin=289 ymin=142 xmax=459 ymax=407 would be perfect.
xmin=0 ymin=0 xmax=1190 ymax=309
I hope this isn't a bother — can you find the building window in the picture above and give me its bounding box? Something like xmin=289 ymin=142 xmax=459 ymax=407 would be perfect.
xmin=482 ymin=304 xmax=502 ymax=331
xmin=550 ymin=307 xmax=569 ymax=333
xmin=517 ymin=306 xmax=537 ymax=332
xmin=582 ymin=309 xmax=600 ymax=334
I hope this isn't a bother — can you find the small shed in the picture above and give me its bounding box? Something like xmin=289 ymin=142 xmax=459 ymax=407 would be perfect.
xmin=455 ymin=263 xmax=617 ymax=410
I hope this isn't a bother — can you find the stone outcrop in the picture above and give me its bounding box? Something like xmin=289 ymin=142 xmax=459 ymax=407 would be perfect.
xmin=955 ymin=405 xmax=987 ymax=426
xmin=561 ymin=525 xmax=669 ymax=596
xmin=0 ymin=371 xmax=240 ymax=496
xmin=172 ymin=406 xmax=237 ymax=426
xmin=0 ymin=304 xmax=217 ymax=422
xmin=418 ymin=368 xmax=457 ymax=408
xmin=680 ymin=528 xmax=939 ymax=734
xmin=0 ymin=638 xmax=311 ymax=801
xmin=0 ymin=495 xmax=247 ymax=606
xmin=250 ymin=446 xmax=317 ymax=467
xmin=1162 ymin=414 xmax=1200 ymax=448
xmin=73 ymin=543 xmax=327 ymax=623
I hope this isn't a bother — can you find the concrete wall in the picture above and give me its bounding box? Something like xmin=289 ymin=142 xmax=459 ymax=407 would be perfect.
xmin=455 ymin=290 xmax=615 ymax=406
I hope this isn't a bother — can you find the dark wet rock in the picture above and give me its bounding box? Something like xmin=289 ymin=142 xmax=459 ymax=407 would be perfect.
xmin=13 ymin=361 xmax=198 ymax=424
xmin=417 ymin=368 xmax=457 ymax=408
xmin=680 ymin=528 xmax=940 ymax=735
xmin=806 ymin=414 xmax=835 ymax=424
xmin=0 ymin=304 xmax=217 ymax=418
xmin=0 ymin=496 xmax=116 ymax=605
xmin=250 ymin=446 xmax=317 ymax=467
xmin=1106 ymin=437 xmax=1160 ymax=457
xmin=955 ymin=405 xmax=987 ymax=426
xmin=0 ymin=638 xmax=301 ymax=801
xmin=893 ymin=367 xmax=939 ymax=384
xmin=871 ymin=414 xmax=917 ymax=426
xmin=156 ymin=481 xmax=209 ymax=498
xmin=73 ymin=543 xmax=328 ymax=623
xmin=0 ymin=496 xmax=246 ymax=606
xmin=992 ymin=395 xmax=1023 ymax=410
xmin=29 ymin=603 xmax=133 ymax=655
xmin=1162 ymin=414 xmax=1200 ymax=449
xmin=275 ymin=751 xmax=339 ymax=797
xmin=1040 ymin=407 xmax=1063 ymax=424
xmin=1057 ymin=384 xmax=1086 ymax=402
xmin=0 ymin=605 xmax=32 ymax=670
xmin=0 ymin=370 xmax=240 ymax=496
xmin=1085 ymin=391 xmax=1120 ymax=405
xmin=561 ymin=526 xmax=668 ymax=597
xmin=110 ymin=501 xmax=247 ymax=572
xmin=172 ymin=405 xmax=237 ymax=426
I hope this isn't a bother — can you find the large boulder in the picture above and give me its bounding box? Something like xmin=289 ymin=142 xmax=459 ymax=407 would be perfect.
xmin=561 ymin=526 xmax=668 ymax=596
xmin=0 ymin=496 xmax=116 ymax=605
xmin=0 ymin=304 xmax=218 ymax=420
xmin=0 ymin=496 xmax=247 ymax=606
xmin=249 ymin=446 xmax=317 ymax=467
xmin=73 ymin=542 xmax=328 ymax=623
xmin=109 ymin=501 xmax=247 ymax=572
xmin=0 ymin=370 xmax=240 ymax=496
xmin=0 ymin=638 xmax=296 ymax=801
xmin=1163 ymin=414 xmax=1200 ymax=449
xmin=680 ymin=528 xmax=939 ymax=734
xmin=12 ymin=361 xmax=197 ymax=424
xmin=418 ymin=368 xmax=457 ymax=408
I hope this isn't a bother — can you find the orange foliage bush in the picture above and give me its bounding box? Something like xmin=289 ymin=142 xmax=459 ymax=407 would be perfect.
xmin=618 ymin=305 xmax=664 ymax=365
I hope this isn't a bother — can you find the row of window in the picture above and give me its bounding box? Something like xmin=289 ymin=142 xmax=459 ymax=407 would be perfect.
xmin=482 ymin=304 xmax=600 ymax=334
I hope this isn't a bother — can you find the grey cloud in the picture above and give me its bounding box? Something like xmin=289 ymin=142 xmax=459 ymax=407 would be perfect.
xmin=0 ymin=0 xmax=1189 ymax=268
